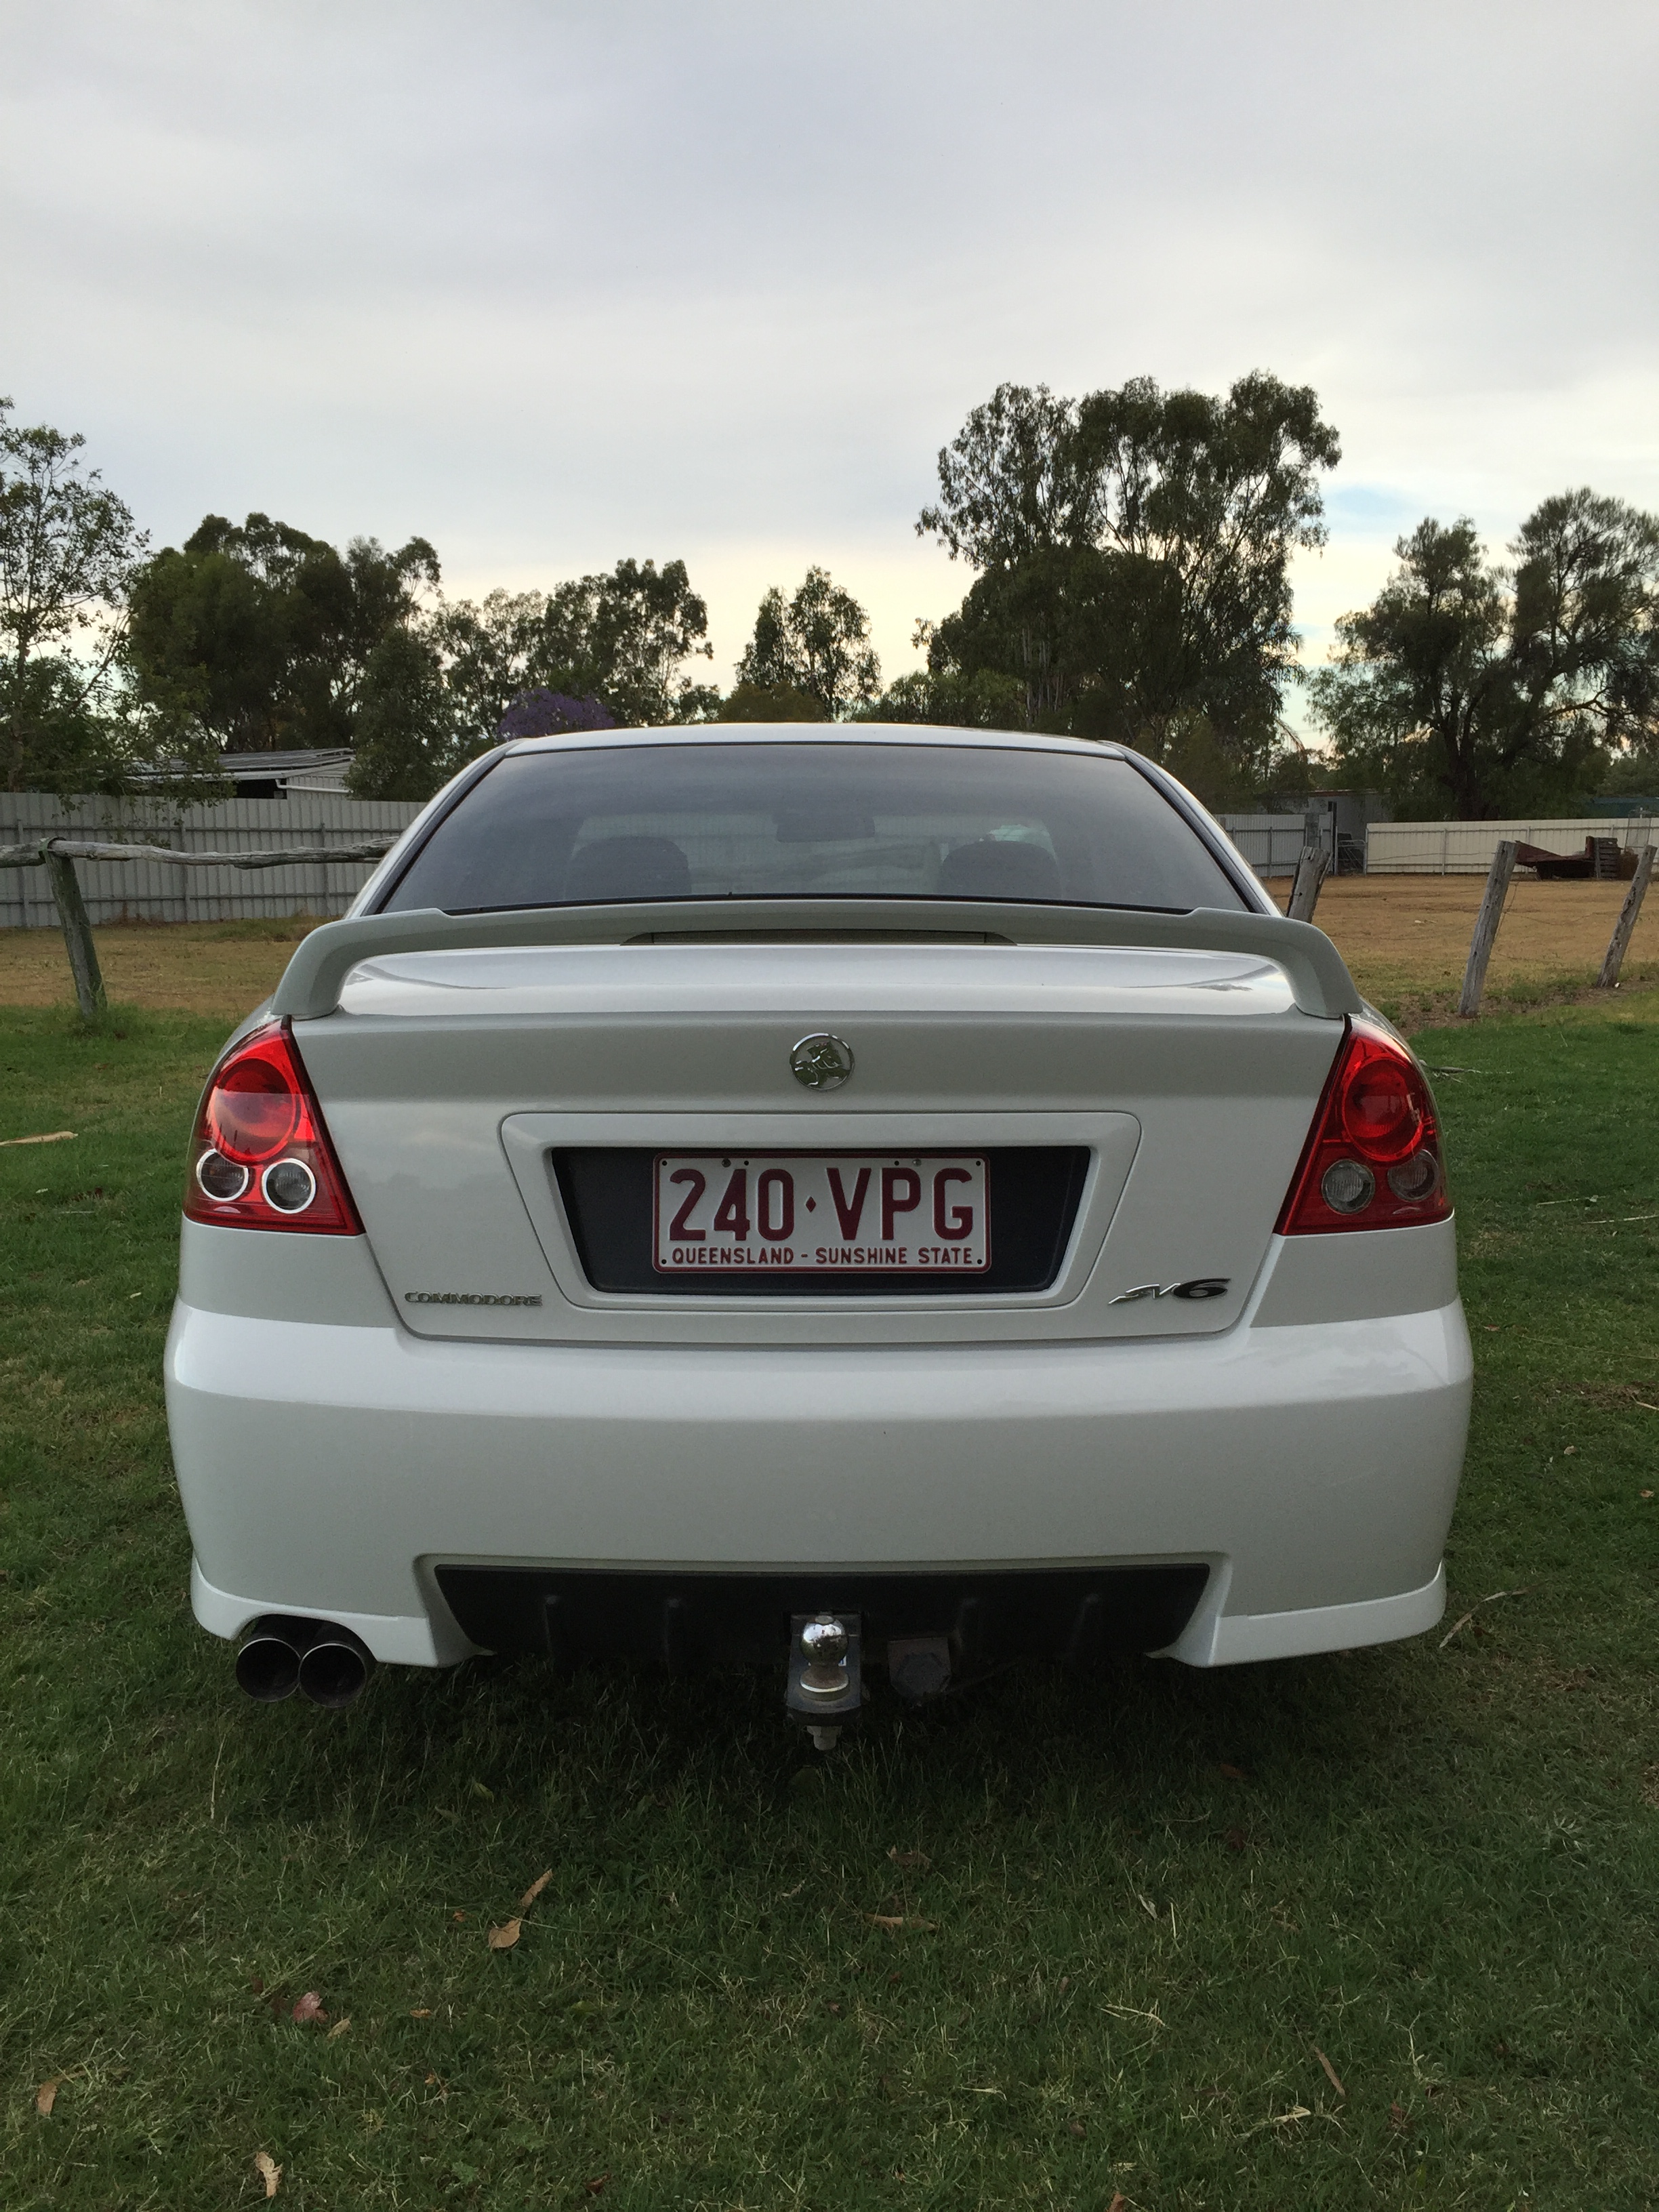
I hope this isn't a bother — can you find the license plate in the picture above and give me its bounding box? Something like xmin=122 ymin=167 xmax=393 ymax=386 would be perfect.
xmin=653 ymin=1154 xmax=990 ymax=1275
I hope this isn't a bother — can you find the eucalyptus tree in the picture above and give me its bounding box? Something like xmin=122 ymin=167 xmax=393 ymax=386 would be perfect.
xmin=916 ymin=372 xmax=1340 ymax=782
xmin=1309 ymin=491 xmax=1659 ymax=815
xmin=0 ymin=397 xmax=149 ymax=791
xmin=735 ymin=567 xmax=880 ymax=718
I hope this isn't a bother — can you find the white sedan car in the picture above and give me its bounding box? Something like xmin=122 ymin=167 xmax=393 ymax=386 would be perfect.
xmin=165 ymin=726 xmax=1469 ymax=1725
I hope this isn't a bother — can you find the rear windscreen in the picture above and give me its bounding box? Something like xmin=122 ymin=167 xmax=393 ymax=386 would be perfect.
xmin=380 ymin=741 xmax=1246 ymax=914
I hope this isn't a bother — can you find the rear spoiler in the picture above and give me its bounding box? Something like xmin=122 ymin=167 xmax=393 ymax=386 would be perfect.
xmin=271 ymin=899 xmax=1360 ymax=1023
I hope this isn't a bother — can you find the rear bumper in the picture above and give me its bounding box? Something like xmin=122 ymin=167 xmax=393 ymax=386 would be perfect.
xmin=167 ymin=1293 xmax=1471 ymax=1670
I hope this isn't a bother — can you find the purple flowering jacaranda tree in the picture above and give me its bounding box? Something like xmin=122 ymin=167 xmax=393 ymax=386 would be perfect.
xmin=496 ymin=688 xmax=619 ymax=740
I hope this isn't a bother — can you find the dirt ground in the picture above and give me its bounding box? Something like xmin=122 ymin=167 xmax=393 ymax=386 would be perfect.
xmin=1 ymin=877 xmax=1656 ymax=1023
xmin=1267 ymin=873 xmax=1659 ymax=1016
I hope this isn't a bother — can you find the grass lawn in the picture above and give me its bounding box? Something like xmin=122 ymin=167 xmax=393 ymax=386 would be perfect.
xmin=2 ymin=981 xmax=1657 ymax=2209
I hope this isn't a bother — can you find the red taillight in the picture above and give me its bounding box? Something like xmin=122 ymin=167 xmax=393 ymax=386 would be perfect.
xmin=184 ymin=1019 xmax=361 ymax=1235
xmin=1276 ymin=1017 xmax=1450 ymax=1235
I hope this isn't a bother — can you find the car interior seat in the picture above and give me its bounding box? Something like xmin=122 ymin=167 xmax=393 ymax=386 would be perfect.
xmin=935 ymin=837 xmax=1063 ymax=901
xmin=563 ymin=836 xmax=693 ymax=903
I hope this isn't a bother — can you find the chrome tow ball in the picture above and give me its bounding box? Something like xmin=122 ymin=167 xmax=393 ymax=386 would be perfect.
xmin=786 ymin=1612 xmax=861 ymax=1750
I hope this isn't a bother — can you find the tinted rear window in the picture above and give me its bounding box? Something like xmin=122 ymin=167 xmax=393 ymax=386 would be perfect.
xmin=381 ymin=741 xmax=1245 ymax=914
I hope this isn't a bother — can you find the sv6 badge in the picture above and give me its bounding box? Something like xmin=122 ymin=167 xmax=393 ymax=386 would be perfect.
xmin=1110 ymin=1277 xmax=1231 ymax=1305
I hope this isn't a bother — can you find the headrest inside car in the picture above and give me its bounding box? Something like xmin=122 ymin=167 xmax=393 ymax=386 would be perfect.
xmin=563 ymin=836 xmax=693 ymax=903
xmin=935 ymin=837 xmax=1062 ymax=901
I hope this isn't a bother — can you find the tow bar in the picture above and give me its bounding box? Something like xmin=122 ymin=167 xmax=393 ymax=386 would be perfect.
xmin=785 ymin=1612 xmax=862 ymax=1750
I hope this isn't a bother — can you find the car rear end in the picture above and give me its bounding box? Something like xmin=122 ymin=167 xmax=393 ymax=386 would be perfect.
xmin=164 ymin=729 xmax=1470 ymax=1713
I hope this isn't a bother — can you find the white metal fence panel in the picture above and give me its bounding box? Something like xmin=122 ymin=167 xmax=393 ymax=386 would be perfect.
xmin=1366 ymin=817 xmax=1656 ymax=876
xmin=1215 ymin=814 xmax=1311 ymax=878
xmin=1 ymin=792 xmax=423 ymax=928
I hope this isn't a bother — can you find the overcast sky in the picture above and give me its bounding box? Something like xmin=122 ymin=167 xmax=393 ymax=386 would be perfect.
xmin=5 ymin=0 xmax=1657 ymax=715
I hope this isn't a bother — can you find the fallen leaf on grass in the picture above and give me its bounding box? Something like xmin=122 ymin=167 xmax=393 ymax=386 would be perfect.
xmin=1218 ymin=1763 xmax=1248 ymax=1781
xmin=291 ymin=1992 xmax=327 ymax=2024
xmin=1223 ymin=1826 xmax=1247 ymax=1852
xmin=518 ymin=1868 xmax=553 ymax=1908
xmin=584 ymin=2175 xmax=609 ymax=2196
xmin=255 ymin=2150 xmax=281 ymax=2198
xmin=1313 ymin=2045 xmax=1346 ymax=2098
xmin=1389 ymin=2100 xmax=1407 ymax=2131
xmin=35 ymin=2080 xmax=58 ymax=2116
xmin=886 ymin=1846 xmax=931 ymax=1870
xmin=1107 ymin=2196 xmax=1127 ymax=2212
xmin=410 ymin=2008 xmax=433 ymax=2018
xmin=865 ymin=1913 xmax=937 ymax=1932
xmin=487 ymin=1917 xmax=523 ymax=1950
xmin=1067 ymin=2118 xmax=1086 ymax=2137
xmin=325 ymin=2018 xmax=351 ymax=2041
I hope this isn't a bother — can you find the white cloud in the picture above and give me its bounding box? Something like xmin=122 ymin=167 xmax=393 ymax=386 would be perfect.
xmin=5 ymin=0 xmax=1656 ymax=696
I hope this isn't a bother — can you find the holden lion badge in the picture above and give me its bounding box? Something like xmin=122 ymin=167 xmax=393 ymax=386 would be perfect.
xmin=790 ymin=1033 xmax=854 ymax=1090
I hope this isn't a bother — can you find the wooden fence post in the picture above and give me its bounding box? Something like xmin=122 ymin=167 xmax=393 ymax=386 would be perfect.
xmin=43 ymin=844 xmax=107 ymax=1021
xmin=1595 ymin=844 xmax=1655 ymax=989
xmin=1287 ymin=843 xmax=1328 ymax=924
xmin=1456 ymin=839 xmax=1517 ymax=1017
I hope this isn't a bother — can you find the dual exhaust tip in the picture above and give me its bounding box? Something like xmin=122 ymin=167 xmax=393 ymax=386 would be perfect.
xmin=234 ymin=1615 xmax=375 ymax=1709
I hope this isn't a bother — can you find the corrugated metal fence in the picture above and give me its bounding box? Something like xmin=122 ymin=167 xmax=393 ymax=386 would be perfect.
xmin=1 ymin=793 xmax=423 ymax=928
xmin=1366 ymin=816 xmax=1656 ymax=876
xmin=1214 ymin=814 xmax=1317 ymax=878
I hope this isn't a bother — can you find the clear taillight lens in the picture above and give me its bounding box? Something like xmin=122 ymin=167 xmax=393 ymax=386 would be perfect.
xmin=1276 ymin=1017 xmax=1450 ymax=1235
xmin=184 ymin=1019 xmax=361 ymax=1235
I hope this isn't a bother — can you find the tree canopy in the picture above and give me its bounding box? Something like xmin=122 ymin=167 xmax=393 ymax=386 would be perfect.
xmin=126 ymin=513 xmax=440 ymax=758
xmin=118 ymin=520 xmax=720 ymax=798
xmin=1308 ymin=491 xmax=1659 ymax=816
xmin=15 ymin=381 xmax=1659 ymax=821
xmin=735 ymin=567 xmax=880 ymax=718
xmin=348 ymin=558 xmax=716 ymax=798
xmin=717 ymin=680 xmax=825 ymax=722
xmin=914 ymin=373 xmax=1339 ymax=792
xmin=1 ymin=397 xmax=155 ymax=793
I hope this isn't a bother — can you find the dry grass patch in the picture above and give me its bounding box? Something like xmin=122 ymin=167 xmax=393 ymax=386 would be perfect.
xmin=0 ymin=918 xmax=326 ymax=1021
xmin=1274 ymin=872 xmax=1659 ymax=1017
xmin=3 ymin=877 xmax=1659 ymax=1029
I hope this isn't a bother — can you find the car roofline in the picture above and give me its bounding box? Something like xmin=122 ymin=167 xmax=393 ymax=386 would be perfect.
xmin=499 ymin=722 xmax=1129 ymax=761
